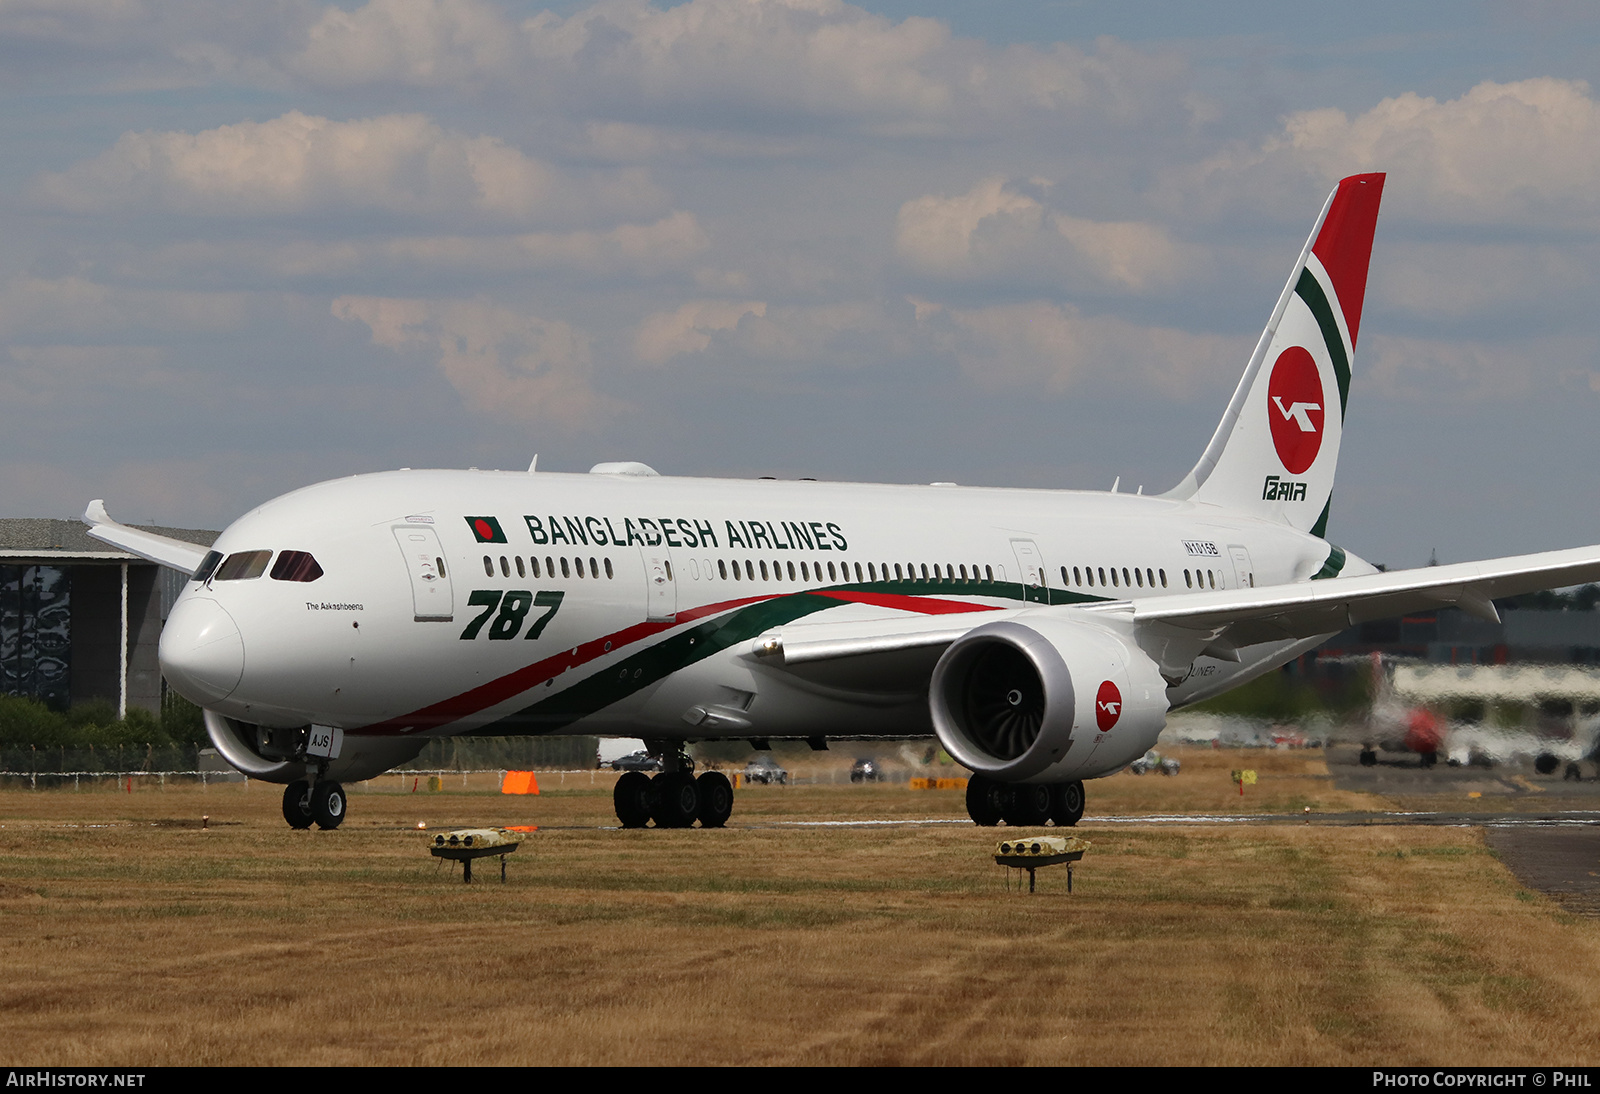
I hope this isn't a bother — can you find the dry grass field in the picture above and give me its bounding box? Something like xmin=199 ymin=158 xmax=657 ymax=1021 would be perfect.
xmin=2 ymin=747 xmax=1598 ymax=1066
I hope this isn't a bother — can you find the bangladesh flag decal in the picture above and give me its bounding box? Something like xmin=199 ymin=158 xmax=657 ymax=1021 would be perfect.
xmin=466 ymin=516 xmax=506 ymax=543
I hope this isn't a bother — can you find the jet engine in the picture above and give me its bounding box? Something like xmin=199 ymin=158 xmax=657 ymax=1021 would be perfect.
xmin=204 ymin=709 xmax=426 ymax=784
xmin=929 ymin=618 xmax=1168 ymax=783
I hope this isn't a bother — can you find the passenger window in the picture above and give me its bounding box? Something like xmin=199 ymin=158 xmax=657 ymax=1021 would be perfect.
xmin=1110 ymin=568 xmax=1119 ymax=588
xmin=606 ymin=558 xmax=614 ymax=579
xmin=269 ymin=550 xmax=324 ymax=583
xmin=483 ymin=556 xmax=493 ymax=577
xmin=1159 ymin=569 xmax=1166 ymax=588
xmin=719 ymin=559 xmax=728 ymax=580
xmin=532 ymin=557 xmax=541 ymax=578
xmin=760 ymin=560 xmax=769 ymax=581
xmin=515 ymin=556 xmax=525 ymax=578
xmin=590 ymin=557 xmax=599 ymax=578
xmin=560 ymin=557 xmax=570 ymax=578
xmin=829 ymin=562 xmax=837 ymax=581
xmin=215 ymin=550 xmax=271 ymax=581
xmin=500 ymin=556 xmax=510 ymax=578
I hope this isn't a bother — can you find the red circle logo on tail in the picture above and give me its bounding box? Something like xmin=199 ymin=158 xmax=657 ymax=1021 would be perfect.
xmin=1266 ymin=346 xmax=1325 ymax=475
xmin=1095 ymin=680 xmax=1122 ymax=732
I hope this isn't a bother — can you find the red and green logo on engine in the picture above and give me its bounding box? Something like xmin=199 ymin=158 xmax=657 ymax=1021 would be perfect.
xmin=1095 ymin=680 xmax=1122 ymax=732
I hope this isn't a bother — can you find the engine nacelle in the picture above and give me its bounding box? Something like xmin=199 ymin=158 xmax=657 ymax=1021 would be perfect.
xmin=930 ymin=617 xmax=1168 ymax=783
xmin=204 ymin=709 xmax=427 ymax=784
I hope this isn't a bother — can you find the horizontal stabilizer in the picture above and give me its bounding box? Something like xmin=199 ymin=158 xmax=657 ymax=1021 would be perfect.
xmin=82 ymin=499 xmax=209 ymax=575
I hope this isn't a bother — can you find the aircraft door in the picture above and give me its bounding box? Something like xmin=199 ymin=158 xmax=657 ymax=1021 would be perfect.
xmin=392 ymin=526 xmax=454 ymax=621
xmin=1227 ymin=545 xmax=1255 ymax=589
xmin=1010 ymin=539 xmax=1048 ymax=604
xmin=640 ymin=548 xmax=677 ymax=622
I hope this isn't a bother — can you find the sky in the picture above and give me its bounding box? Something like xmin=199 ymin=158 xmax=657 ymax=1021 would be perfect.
xmin=3 ymin=0 xmax=1600 ymax=570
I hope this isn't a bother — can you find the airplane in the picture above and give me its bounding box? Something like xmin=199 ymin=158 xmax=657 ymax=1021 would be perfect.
xmin=1353 ymin=652 xmax=1600 ymax=774
xmin=83 ymin=171 xmax=1600 ymax=832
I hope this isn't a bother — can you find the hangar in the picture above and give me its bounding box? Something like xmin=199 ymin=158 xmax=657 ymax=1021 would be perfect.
xmin=0 ymin=518 xmax=216 ymax=717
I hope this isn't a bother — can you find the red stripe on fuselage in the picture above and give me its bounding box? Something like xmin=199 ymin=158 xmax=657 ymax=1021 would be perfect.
xmin=353 ymin=588 xmax=1003 ymax=736
xmin=812 ymin=589 xmax=1002 ymax=615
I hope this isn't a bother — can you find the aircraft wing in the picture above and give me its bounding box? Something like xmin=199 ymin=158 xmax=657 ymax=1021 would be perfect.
xmin=81 ymin=499 xmax=210 ymax=576
xmin=1121 ymin=543 xmax=1600 ymax=648
xmin=753 ymin=544 xmax=1600 ymax=680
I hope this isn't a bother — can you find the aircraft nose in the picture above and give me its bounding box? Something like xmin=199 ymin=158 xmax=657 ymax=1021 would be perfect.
xmin=159 ymin=597 xmax=244 ymax=705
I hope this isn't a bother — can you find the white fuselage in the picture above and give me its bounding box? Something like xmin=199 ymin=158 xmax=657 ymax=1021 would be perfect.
xmin=160 ymin=468 xmax=1370 ymax=760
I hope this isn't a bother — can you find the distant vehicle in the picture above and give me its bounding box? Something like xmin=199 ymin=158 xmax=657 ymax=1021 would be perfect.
xmin=744 ymin=756 xmax=787 ymax=785
xmin=607 ymin=750 xmax=663 ymax=773
xmin=849 ymin=758 xmax=883 ymax=783
xmin=1128 ymin=750 xmax=1180 ymax=776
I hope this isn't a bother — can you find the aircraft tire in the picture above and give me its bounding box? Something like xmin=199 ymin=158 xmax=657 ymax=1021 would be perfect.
xmin=1566 ymin=762 xmax=1583 ymax=782
xmin=1420 ymin=751 xmax=1437 ymax=769
xmin=282 ymin=780 xmax=314 ymax=829
xmin=1049 ymin=781 xmax=1086 ymax=827
xmin=311 ymin=781 xmax=346 ymax=830
xmin=1001 ymin=783 xmax=1052 ymax=827
xmin=1359 ymin=749 xmax=1377 ymax=767
xmin=1536 ymin=752 xmax=1560 ymax=776
xmin=696 ymin=772 xmax=734 ymax=828
xmin=613 ymin=771 xmax=653 ymax=828
xmin=965 ymin=774 xmax=1005 ymax=826
xmin=651 ymin=772 xmax=700 ymax=828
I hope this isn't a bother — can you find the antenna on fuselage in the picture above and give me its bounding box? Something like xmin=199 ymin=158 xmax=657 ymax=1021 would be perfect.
xmin=1111 ymin=476 xmax=1120 ymax=493
xmin=527 ymin=455 xmax=538 ymax=473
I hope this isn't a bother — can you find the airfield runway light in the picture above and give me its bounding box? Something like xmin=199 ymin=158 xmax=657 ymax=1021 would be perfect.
xmin=993 ymin=835 xmax=1089 ymax=894
xmin=428 ymin=827 xmax=522 ymax=884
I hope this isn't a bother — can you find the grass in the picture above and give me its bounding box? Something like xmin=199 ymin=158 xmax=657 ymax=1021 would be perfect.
xmin=0 ymin=751 xmax=1595 ymax=1065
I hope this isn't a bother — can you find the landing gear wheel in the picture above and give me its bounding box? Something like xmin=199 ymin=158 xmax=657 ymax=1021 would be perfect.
xmin=614 ymin=770 xmax=653 ymax=828
xmin=1359 ymin=749 xmax=1377 ymax=767
xmin=651 ymin=772 xmax=700 ymax=828
xmin=696 ymin=772 xmax=734 ymax=828
xmin=1420 ymin=751 xmax=1438 ymax=769
xmin=311 ymin=781 xmax=346 ymax=830
xmin=1001 ymin=783 xmax=1052 ymax=827
xmin=1536 ymin=752 xmax=1560 ymax=776
xmin=1567 ymin=762 xmax=1583 ymax=782
xmin=1049 ymin=781 xmax=1085 ymax=827
xmin=965 ymin=774 xmax=1005 ymax=826
xmin=281 ymin=781 xmax=314 ymax=829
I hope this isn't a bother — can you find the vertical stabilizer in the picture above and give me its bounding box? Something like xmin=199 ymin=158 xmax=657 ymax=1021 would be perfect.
xmin=1165 ymin=174 xmax=1385 ymax=537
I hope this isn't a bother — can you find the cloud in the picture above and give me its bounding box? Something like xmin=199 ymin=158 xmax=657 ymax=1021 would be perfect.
xmin=34 ymin=110 xmax=662 ymax=226
xmin=294 ymin=0 xmax=516 ymax=87
xmin=0 ymin=275 xmax=255 ymax=338
xmin=896 ymin=177 xmax=1191 ymax=292
xmin=331 ymin=295 xmax=608 ymax=423
xmin=279 ymin=0 xmax=1185 ymax=139
xmin=1360 ymin=331 xmax=1598 ymax=403
xmin=929 ymin=300 xmax=1248 ymax=395
xmin=125 ymin=211 xmax=709 ymax=285
xmin=634 ymin=299 xmax=766 ymax=364
xmin=1176 ymin=78 xmax=1600 ymax=229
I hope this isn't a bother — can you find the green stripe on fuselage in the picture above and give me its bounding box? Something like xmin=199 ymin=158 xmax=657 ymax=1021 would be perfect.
xmin=481 ymin=580 xmax=1113 ymax=733
xmin=1311 ymin=544 xmax=1346 ymax=580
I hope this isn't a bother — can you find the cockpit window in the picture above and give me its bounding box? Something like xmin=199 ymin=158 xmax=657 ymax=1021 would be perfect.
xmin=193 ymin=550 xmax=223 ymax=583
xmin=269 ymin=550 xmax=324 ymax=583
xmin=214 ymin=550 xmax=272 ymax=581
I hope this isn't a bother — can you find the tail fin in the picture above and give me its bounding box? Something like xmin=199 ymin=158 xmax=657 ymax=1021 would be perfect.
xmin=1165 ymin=173 xmax=1385 ymax=537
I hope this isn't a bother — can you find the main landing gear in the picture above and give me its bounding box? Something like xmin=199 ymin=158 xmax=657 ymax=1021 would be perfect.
xmin=282 ymin=778 xmax=347 ymax=830
xmin=612 ymin=752 xmax=734 ymax=829
xmin=964 ymin=773 xmax=1084 ymax=828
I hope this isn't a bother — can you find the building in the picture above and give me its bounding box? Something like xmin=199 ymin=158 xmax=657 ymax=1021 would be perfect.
xmin=0 ymin=518 xmax=216 ymax=717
